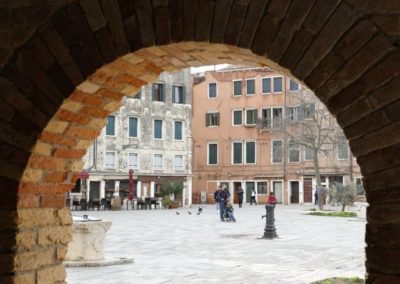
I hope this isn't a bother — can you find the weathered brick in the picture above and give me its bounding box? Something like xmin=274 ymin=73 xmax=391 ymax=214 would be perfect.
xmin=21 ymin=168 xmax=43 ymax=183
xmin=366 ymin=246 xmax=400 ymax=274
xmin=39 ymin=131 xmax=76 ymax=147
xmin=65 ymin=125 xmax=100 ymax=140
xmin=42 ymin=172 xmax=68 ymax=184
xmin=76 ymin=81 xmax=100 ymax=94
xmin=367 ymin=203 xmax=400 ymax=225
xmin=1 ymin=272 xmax=35 ymax=284
xmin=44 ymin=120 xmax=69 ymax=134
xmin=70 ymin=90 xmax=106 ymax=108
xmin=56 ymin=208 xmax=73 ymax=226
xmin=294 ymin=2 xmax=361 ymax=79
xmin=17 ymin=194 xmax=39 ymax=209
xmin=79 ymin=0 xmax=107 ymax=32
xmin=211 ymin=0 xmax=232 ymax=43
xmin=38 ymin=226 xmax=71 ymax=246
xmin=14 ymin=248 xmax=53 ymax=271
xmin=27 ymin=155 xmax=66 ymax=171
xmin=36 ymin=264 xmax=66 ymax=283
xmin=363 ymin=166 xmax=400 ymax=192
xmin=68 ymin=160 xmax=84 ymax=172
xmin=366 ymin=273 xmax=400 ymax=284
xmin=182 ymin=0 xmax=197 ymax=40
xmin=16 ymin=230 xmax=37 ymax=251
xmin=56 ymin=245 xmax=68 ymax=261
xmin=366 ymin=223 xmax=400 ymax=248
xmin=17 ymin=208 xmax=57 ymax=228
xmin=60 ymin=100 xmax=83 ymax=112
xmin=80 ymin=106 xmax=109 ymax=118
xmin=19 ymin=183 xmax=74 ymax=195
xmin=358 ymin=144 xmax=400 ymax=176
xmin=268 ymin=0 xmax=315 ymax=61
xmin=52 ymin=148 xmax=86 ymax=159
xmin=153 ymin=6 xmax=171 ymax=45
xmin=134 ymin=0 xmax=155 ymax=46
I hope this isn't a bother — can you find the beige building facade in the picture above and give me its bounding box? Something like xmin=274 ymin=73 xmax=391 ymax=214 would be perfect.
xmin=192 ymin=67 xmax=361 ymax=205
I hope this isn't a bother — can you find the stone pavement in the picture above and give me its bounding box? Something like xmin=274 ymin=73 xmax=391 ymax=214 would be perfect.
xmin=65 ymin=204 xmax=366 ymax=284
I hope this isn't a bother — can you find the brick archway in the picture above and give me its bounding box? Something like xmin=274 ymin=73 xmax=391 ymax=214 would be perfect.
xmin=0 ymin=1 xmax=399 ymax=283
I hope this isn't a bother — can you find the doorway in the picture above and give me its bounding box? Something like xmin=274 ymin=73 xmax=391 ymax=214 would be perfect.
xmin=245 ymin=182 xmax=255 ymax=203
xmin=89 ymin=181 xmax=100 ymax=200
xmin=272 ymin=181 xmax=283 ymax=203
xmin=303 ymin=178 xmax=312 ymax=203
xmin=290 ymin=181 xmax=300 ymax=204
xmin=233 ymin=182 xmax=242 ymax=204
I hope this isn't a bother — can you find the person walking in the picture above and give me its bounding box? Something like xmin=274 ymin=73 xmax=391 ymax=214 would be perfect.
xmin=237 ymin=186 xmax=244 ymax=208
xmin=250 ymin=188 xmax=257 ymax=205
xmin=217 ymin=186 xmax=229 ymax=221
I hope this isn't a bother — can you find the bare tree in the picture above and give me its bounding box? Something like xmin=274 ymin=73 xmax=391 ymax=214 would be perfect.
xmin=285 ymin=89 xmax=343 ymax=210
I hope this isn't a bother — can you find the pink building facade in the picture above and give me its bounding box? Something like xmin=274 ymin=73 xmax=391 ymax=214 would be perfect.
xmin=191 ymin=67 xmax=362 ymax=205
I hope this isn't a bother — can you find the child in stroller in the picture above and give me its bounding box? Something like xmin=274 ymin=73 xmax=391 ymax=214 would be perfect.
xmin=223 ymin=202 xmax=236 ymax=222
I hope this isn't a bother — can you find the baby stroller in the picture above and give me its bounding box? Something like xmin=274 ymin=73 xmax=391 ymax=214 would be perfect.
xmin=223 ymin=204 xmax=236 ymax=222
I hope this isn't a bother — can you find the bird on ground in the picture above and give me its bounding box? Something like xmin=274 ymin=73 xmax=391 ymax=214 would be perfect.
xmin=176 ymin=212 xmax=180 ymax=215
xmin=188 ymin=211 xmax=192 ymax=215
xmin=197 ymin=207 xmax=203 ymax=215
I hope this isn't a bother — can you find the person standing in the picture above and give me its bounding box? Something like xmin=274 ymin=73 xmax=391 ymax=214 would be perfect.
xmin=250 ymin=188 xmax=257 ymax=205
xmin=267 ymin=192 xmax=277 ymax=205
xmin=217 ymin=186 xmax=229 ymax=221
xmin=214 ymin=186 xmax=221 ymax=211
xmin=237 ymin=186 xmax=244 ymax=208
xmin=314 ymin=189 xmax=319 ymax=205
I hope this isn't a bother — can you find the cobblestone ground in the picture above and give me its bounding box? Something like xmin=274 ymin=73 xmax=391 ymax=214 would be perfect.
xmin=65 ymin=204 xmax=365 ymax=284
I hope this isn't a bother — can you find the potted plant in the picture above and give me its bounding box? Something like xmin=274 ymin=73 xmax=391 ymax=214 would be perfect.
xmin=160 ymin=181 xmax=184 ymax=208
xmin=162 ymin=198 xmax=173 ymax=209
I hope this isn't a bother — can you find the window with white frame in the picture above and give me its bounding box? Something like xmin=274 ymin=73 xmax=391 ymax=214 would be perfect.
xmin=152 ymin=83 xmax=165 ymax=102
xmin=105 ymin=152 xmax=116 ymax=169
xmin=288 ymin=141 xmax=300 ymax=163
xmin=337 ymin=136 xmax=349 ymax=160
xmin=154 ymin=154 xmax=163 ymax=170
xmin=245 ymin=109 xmax=257 ymax=126
xmin=257 ymin=181 xmax=268 ymax=194
xmin=233 ymin=80 xmax=242 ymax=96
xmin=246 ymin=79 xmax=255 ymax=95
xmin=289 ymin=79 xmax=299 ymax=92
xmin=174 ymin=121 xmax=183 ymax=140
xmin=208 ymin=142 xmax=218 ymax=165
xmin=273 ymin=77 xmax=283 ymax=92
xmin=128 ymin=153 xmax=138 ymax=169
xmin=232 ymin=109 xmax=243 ymax=126
xmin=172 ymin=85 xmax=185 ymax=104
xmin=272 ymin=140 xmax=283 ymax=163
xmin=245 ymin=141 xmax=256 ymax=164
xmin=154 ymin=119 xmax=163 ymax=139
xmin=262 ymin=78 xmax=271 ymax=93
xmin=232 ymin=142 xmax=243 ymax=164
xmin=288 ymin=106 xmax=300 ymax=123
xmin=208 ymin=82 xmax=217 ymax=98
xmin=128 ymin=117 xmax=138 ymax=138
xmin=304 ymin=138 xmax=315 ymax=161
xmin=174 ymin=155 xmax=184 ymax=171
xmin=206 ymin=112 xmax=220 ymax=127
xmin=106 ymin=115 xmax=116 ymax=136
xmin=260 ymin=107 xmax=283 ymax=129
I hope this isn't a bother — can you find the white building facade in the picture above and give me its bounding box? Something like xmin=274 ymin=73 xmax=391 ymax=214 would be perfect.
xmin=76 ymin=69 xmax=192 ymax=207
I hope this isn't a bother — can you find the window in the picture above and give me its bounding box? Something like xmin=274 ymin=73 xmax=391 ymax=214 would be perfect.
xmin=304 ymin=138 xmax=315 ymax=161
xmin=105 ymin=152 xmax=116 ymax=169
xmin=172 ymin=85 xmax=185 ymax=104
xmin=272 ymin=108 xmax=283 ymax=128
xmin=128 ymin=117 xmax=138 ymax=138
xmin=152 ymin=83 xmax=165 ymax=102
xmin=174 ymin=121 xmax=183 ymax=140
xmin=128 ymin=153 xmax=138 ymax=169
xmin=154 ymin=119 xmax=163 ymax=139
xmin=262 ymin=78 xmax=271 ymax=93
xmin=288 ymin=106 xmax=300 ymax=123
xmin=257 ymin=182 xmax=268 ymax=194
xmin=208 ymin=143 xmax=218 ymax=165
xmin=232 ymin=110 xmax=242 ymax=126
xmin=206 ymin=112 xmax=220 ymax=127
xmin=154 ymin=154 xmax=163 ymax=170
xmin=233 ymin=80 xmax=242 ymax=96
xmin=232 ymin=142 xmax=243 ymax=164
xmin=208 ymin=83 xmax=217 ymax=98
xmin=289 ymin=79 xmax=299 ymax=92
xmin=337 ymin=136 xmax=349 ymax=160
xmin=288 ymin=141 xmax=300 ymax=163
xmin=302 ymin=103 xmax=315 ymax=119
xmin=273 ymin=77 xmax=283 ymax=92
xmin=246 ymin=79 xmax=255 ymax=95
xmin=272 ymin=140 xmax=283 ymax=163
xmin=261 ymin=108 xmax=283 ymax=129
xmin=106 ymin=115 xmax=115 ymax=136
xmin=245 ymin=141 xmax=256 ymax=164
xmin=245 ymin=109 xmax=257 ymax=126
xmin=174 ymin=155 xmax=184 ymax=171
xmin=128 ymin=90 xmax=141 ymax=99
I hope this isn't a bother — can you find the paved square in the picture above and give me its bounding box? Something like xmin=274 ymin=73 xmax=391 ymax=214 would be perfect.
xmin=65 ymin=204 xmax=365 ymax=284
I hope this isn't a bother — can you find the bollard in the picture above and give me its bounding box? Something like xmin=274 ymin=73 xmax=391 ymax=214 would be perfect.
xmin=261 ymin=204 xmax=278 ymax=239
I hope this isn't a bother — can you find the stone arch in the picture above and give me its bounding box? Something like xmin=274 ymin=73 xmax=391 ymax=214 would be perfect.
xmin=0 ymin=1 xmax=399 ymax=283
